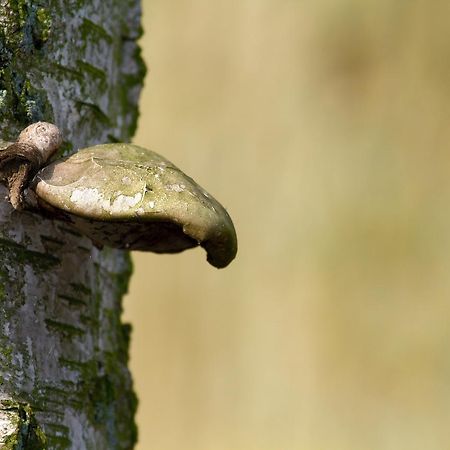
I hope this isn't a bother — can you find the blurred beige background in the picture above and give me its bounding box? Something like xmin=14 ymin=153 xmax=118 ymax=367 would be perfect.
xmin=124 ymin=1 xmax=450 ymax=449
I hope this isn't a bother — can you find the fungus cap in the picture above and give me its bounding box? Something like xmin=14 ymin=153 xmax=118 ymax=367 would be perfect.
xmin=31 ymin=143 xmax=237 ymax=268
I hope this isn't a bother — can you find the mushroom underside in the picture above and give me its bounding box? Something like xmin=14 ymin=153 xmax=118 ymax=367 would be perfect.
xmin=71 ymin=214 xmax=199 ymax=254
xmin=34 ymin=196 xmax=234 ymax=268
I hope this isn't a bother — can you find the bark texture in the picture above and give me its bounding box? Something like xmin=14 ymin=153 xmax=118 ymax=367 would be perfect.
xmin=0 ymin=0 xmax=145 ymax=448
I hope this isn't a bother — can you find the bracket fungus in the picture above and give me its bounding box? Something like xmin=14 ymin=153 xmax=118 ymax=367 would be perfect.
xmin=0 ymin=122 xmax=237 ymax=268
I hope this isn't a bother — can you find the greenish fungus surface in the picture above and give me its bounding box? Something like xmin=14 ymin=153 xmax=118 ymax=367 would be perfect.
xmin=32 ymin=144 xmax=237 ymax=268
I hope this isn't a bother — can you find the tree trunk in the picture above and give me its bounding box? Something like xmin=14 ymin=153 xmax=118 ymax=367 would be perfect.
xmin=0 ymin=0 xmax=145 ymax=448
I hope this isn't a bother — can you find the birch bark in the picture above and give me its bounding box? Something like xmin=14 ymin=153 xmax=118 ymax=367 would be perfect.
xmin=0 ymin=0 xmax=145 ymax=448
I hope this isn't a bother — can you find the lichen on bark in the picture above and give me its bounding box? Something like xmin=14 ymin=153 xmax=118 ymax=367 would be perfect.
xmin=0 ymin=0 xmax=145 ymax=448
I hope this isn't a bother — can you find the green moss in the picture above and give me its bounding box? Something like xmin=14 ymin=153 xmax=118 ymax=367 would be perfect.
xmin=118 ymin=40 xmax=147 ymax=138
xmin=0 ymin=2 xmax=56 ymax=134
xmin=116 ymin=254 xmax=133 ymax=298
xmin=44 ymin=319 xmax=85 ymax=338
xmin=15 ymin=0 xmax=28 ymax=27
xmin=44 ymin=434 xmax=70 ymax=449
xmin=50 ymin=63 xmax=84 ymax=83
xmin=77 ymin=60 xmax=107 ymax=90
xmin=0 ymin=401 xmax=48 ymax=449
xmin=19 ymin=80 xmax=53 ymax=123
xmin=79 ymin=314 xmax=100 ymax=328
xmin=0 ymin=89 xmax=7 ymax=111
xmin=79 ymin=18 xmax=113 ymax=45
xmin=1 ymin=344 xmax=14 ymax=362
xmin=59 ymin=357 xmax=96 ymax=375
xmin=58 ymin=349 xmax=138 ymax=447
xmin=0 ymin=238 xmax=60 ymax=271
xmin=0 ymin=269 xmax=6 ymax=301
xmin=57 ymin=294 xmax=88 ymax=307
xmin=83 ymin=364 xmax=138 ymax=447
xmin=35 ymin=8 xmax=52 ymax=44
xmin=76 ymin=101 xmax=111 ymax=126
xmin=69 ymin=282 xmax=92 ymax=296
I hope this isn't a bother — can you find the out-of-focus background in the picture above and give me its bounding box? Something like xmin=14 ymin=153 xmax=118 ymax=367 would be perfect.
xmin=124 ymin=1 xmax=450 ymax=449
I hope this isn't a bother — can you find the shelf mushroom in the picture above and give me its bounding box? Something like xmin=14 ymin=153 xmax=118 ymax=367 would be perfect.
xmin=0 ymin=122 xmax=237 ymax=268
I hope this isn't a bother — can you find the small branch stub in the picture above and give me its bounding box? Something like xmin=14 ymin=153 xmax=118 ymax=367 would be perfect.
xmin=0 ymin=123 xmax=237 ymax=268
xmin=0 ymin=122 xmax=62 ymax=209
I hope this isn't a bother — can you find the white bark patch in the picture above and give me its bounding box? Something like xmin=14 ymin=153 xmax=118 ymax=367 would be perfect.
xmin=0 ymin=410 xmax=18 ymax=445
xmin=70 ymin=188 xmax=110 ymax=213
xmin=166 ymin=183 xmax=186 ymax=192
xmin=110 ymin=192 xmax=142 ymax=213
